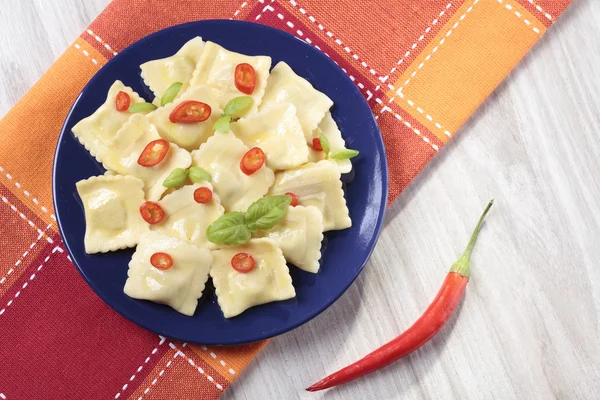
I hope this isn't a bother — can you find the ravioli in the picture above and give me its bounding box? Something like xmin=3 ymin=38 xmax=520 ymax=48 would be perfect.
xmin=72 ymin=80 xmax=145 ymax=162
xmin=147 ymin=85 xmax=220 ymax=151
xmin=103 ymin=114 xmax=192 ymax=201
xmin=308 ymin=112 xmax=352 ymax=174
xmin=210 ymin=238 xmax=296 ymax=318
xmin=255 ymin=205 xmax=324 ymax=273
xmin=269 ymin=160 xmax=351 ymax=231
xmin=140 ymin=37 xmax=205 ymax=105
xmin=151 ymin=183 xmax=224 ymax=249
xmin=76 ymin=175 xmax=148 ymax=254
xmin=71 ymin=45 xmax=360 ymax=320
xmin=191 ymin=132 xmax=274 ymax=212
xmin=230 ymin=103 xmax=309 ymax=170
xmin=260 ymin=62 xmax=333 ymax=140
xmin=189 ymin=41 xmax=271 ymax=115
xmin=124 ymin=231 xmax=213 ymax=316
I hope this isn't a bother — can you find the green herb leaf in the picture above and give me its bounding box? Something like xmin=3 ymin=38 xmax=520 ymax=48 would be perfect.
xmin=206 ymin=212 xmax=252 ymax=245
xmin=128 ymin=102 xmax=158 ymax=113
xmin=224 ymin=96 xmax=253 ymax=117
xmin=162 ymin=168 xmax=187 ymax=188
xmin=245 ymin=195 xmax=292 ymax=232
xmin=160 ymin=82 xmax=183 ymax=106
xmin=319 ymin=131 xmax=331 ymax=157
xmin=213 ymin=115 xmax=231 ymax=133
xmin=188 ymin=166 xmax=211 ymax=183
xmin=330 ymin=149 xmax=359 ymax=160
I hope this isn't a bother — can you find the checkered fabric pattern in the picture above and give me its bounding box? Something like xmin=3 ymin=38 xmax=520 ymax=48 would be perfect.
xmin=0 ymin=0 xmax=571 ymax=398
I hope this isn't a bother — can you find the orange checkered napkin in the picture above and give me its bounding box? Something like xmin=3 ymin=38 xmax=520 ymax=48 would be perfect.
xmin=0 ymin=0 xmax=571 ymax=398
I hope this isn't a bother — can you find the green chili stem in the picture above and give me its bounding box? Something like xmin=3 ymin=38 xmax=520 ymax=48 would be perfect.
xmin=449 ymin=199 xmax=494 ymax=278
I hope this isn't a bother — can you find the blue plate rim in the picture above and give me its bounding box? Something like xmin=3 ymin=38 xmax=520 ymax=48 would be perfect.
xmin=52 ymin=19 xmax=389 ymax=345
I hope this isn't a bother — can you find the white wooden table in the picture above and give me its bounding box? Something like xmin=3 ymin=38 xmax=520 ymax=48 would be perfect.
xmin=2 ymin=1 xmax=599 ymax=399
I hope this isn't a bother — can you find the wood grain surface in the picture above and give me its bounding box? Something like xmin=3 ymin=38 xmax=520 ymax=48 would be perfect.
xmin=1 ymin=0 xmax=599 ymax=399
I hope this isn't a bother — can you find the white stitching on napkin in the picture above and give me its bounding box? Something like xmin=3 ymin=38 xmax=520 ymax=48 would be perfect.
xmin=137 ymin=351 xmax=176 ymax=400
xmin=0 ymin=165 xmax=56 ymax=222
xmin=1 ymin=196 xmax=54 ymax=243
xmin=198 ymin=344 xmax=235 ymax=375
xmin=400 ymin=99 xmax=452 ymax=137
xmin=230 ymin=0 xmax=248 ymax=19
xmin=74 ymin=43 xmax=99 ymax=65
xmin=378 ymin=0 xmax=479 ymax=142
xmin=377 ymin=105 xmax=440 ymax=151
xmin=0 ymin=224 xmax=53 ymax=286
xmin=379 ymin=94 xmax=449 ymax=144
xmin=85 ymin=29 xmax=118 ymax=56
xmin=169 ymin=343 xmax=224 ymax=390
xmin=392 ymin=0 xmax=479 ymax=96
xmin=288 ymin=0 xmax=380 ymax=77
xmin=268 ymin=5 xmax=376 ymax=105
xmin=527 ymin=0 xmax=553 ymax=20
xmin=497 ymin=0 xmax=543 ymax=35
xmin=380 ymin=2 xmax=453 ymax=83
xmin=254 ymin=0 xmax=275 ymax=21
xmin=113 ymin=338 xmax=165 ymax=399
xmin=0 ymin=247 xmax=63 ymax=317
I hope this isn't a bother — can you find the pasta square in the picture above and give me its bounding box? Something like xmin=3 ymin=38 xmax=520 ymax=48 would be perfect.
xmin=260 ymin=62 xmax=333 ymax=140
xmin=76 ymin=175 xmax=148 ymax=254
xmin=230 ymin=103 xmax=309 ymax=170
xmin=269 ymin=160 xmax=351 ymax=231
xmin=124 ymin=231 xmax=212 ymax=316
xmin=147 ymin=85 xmax=221 ymax=151
xmin=72 ymin=80 xmax=145 ymax=162
xmin=308 ymin=112 xmax=352 ymax=174
xmin=191 ymin=132 xmax=274 ymax=212
xmin=140 ymin=37 xmax=205 ymax=105
xmin=210 ymin=238 xmax=296 ymax=318
xmin=151 ymin=183 xmax=224 ymax=250
xmin=103 ymin=114 xmax=192 ymax=201
xmin=255 ymin=205 xmax=324 ymax=273
xmin=189 ymin=41 xmax=271 ymax=115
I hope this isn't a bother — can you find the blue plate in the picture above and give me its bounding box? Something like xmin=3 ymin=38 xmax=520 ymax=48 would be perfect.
xmin=53 ymin=20 xmax=388 ymax=345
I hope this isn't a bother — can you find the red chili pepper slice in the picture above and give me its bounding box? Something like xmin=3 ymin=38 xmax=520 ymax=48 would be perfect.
xmin=312 ymin=138 xmax=323 ymax=151
xmin=139 ymin=201 xmax=165 ymax=224
xmin=240 ymin=147 xmax=265 ymax=176
xmin=115 ymin=91 xmax=131 ymax=112
xmin=231 ymin=252 xmax=255 ymax=273
xmin=193 ymin=187 xmax=213 ymax=204
xmin=137 ymin=139 xmax=170 ymax=167
xmin=150 ymin=252 xmax=173 ymax=270
xmin=234 ymin=63 xmax=256 ymax=95
xmin=285 ymin=192 xmax=299 ymax=207
xmin=306 ymin=200 xmax=494 ymax=392
xmin=169 ymin=100 xmax=211 ymax=123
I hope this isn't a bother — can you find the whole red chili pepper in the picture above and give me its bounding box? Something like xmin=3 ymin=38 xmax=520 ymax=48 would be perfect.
xmin=306 ymin=200 xmax=494 ymax=392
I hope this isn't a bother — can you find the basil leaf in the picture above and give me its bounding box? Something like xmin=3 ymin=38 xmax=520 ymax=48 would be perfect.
xmin=319 ymin=131 xmax=330 ymax=157
xmin=189 ymin=166 xmax=211 ymax=183
xmin=160 ymin=82 xmax=183 ymax=106
xmin=162 ymin=168 xmax=187 ymax=188
xmin=213 ymin=115 xmax=231 ymax=133
xmin=206 ymin=212 xmax=251 ymax=245
xmin=224 ymin=96 xmax=253 ymax=117
xmin=128 ymin=102 xmax=158 ymax=113
xmin=245 ymin=195 xmax=292 ymax=232
xmin=330 ymin=149 xmax=359 ymax=160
